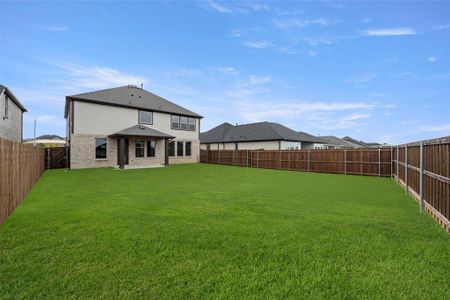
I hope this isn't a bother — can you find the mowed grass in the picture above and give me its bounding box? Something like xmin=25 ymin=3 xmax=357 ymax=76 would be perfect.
xmin=1 ymin=164 xmax=449 ymax=299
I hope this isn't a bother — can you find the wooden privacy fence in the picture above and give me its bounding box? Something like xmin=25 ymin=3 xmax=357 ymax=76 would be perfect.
xmin=0 ymin=137 xmax=45 ymax=224
xmin=392 ymin=136 xmax=449 ymax=233
xmin=45 ymin=147 xmax=69 ymax=169
xmin=200 ymin=148 xmax=392 ymax=176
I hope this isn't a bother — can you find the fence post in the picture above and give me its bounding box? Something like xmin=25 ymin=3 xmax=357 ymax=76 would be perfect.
xmin=390 ymin=147 xmax=393 ymax=178
xmin=279 ymin=151 xmax=282 ymax=169
xmin=307 ymin=150 xmax=310 ymax=172
xmin=419 ymin=141 xmax=424 ymax=213
xmin=378 ymin=147 xmax=381 ymax=177
xmin=396 ymin=146 xmax=399 ymax=183
xmin=257 ymin=151 xmax=259 ymax=168
xmin=344 ymin=149 xmax=347 ymax=175
xmin=46 ymin=148 xmax=51 ymax=169
xmin=289 ymin=150 xmax=291 ymax=170
xmin=405 ymin=145 xmax=408 ymax=194
xmin=246 ymin=149 xmax=249 ymax=167
xmin=218 ymin=148 xmax=221 ymax=164
xmin=233 ymin=150 xmax=235 ymax=166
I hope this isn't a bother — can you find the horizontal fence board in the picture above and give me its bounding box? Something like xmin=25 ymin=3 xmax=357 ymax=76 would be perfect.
xmin=0 ymin=137 xmax=45 ymax=224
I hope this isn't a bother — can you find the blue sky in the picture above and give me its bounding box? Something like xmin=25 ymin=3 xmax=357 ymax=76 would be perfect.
xmin=1 ymin=1 xmax=449 ymax=143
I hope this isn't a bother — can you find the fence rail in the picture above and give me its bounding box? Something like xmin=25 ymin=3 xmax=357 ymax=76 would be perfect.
xmin=0 ymin=137 xmax=45 ymax=224
xmin=392 ymin=136 xmax=449 ymax=233
xmin=200 ymin=148 xmax=392 ymax=177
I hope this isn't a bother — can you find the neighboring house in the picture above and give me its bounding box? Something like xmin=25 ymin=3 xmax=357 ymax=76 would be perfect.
xmin=65 ymin=85 xmax=202 ymax=169
xmin=0 ymin=84 xmax=27 ymax=143
xmin=318 ymin=136 xmax=364 ymax=149
xmin=23 ymin=135 xmax=67 ymax=147
xmin=200 ymin=121 xmax=324 ymax=150
xmin=342 ymin=136 xmax=369 ymax=148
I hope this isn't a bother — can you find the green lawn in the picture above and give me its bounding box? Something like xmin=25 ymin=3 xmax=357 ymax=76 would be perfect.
xmin=1 ymin=164 xmax=449 ymax=299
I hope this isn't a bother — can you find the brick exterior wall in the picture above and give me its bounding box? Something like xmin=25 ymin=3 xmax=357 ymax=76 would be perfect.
xmin=70 ymin=134 xmax=199 ymax=169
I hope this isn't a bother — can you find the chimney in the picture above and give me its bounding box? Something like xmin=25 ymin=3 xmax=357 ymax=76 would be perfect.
xmin=140 ymin=83 xmax=143 ymax=89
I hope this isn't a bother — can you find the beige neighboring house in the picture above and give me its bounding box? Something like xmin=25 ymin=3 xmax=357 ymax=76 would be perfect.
xmin=0 ymin=84 xmax=27 ymax=143
xmin=200 ymin=121 xmax=324 ymax=150
xmin=65 ymin=85 xmax=202 ymax=169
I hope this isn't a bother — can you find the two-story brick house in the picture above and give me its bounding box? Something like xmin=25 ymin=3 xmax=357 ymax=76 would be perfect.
xmin=0 ymin=84 xmax=27 ymax=143
xmin=65 ymin=85 xmax=202 ymax=169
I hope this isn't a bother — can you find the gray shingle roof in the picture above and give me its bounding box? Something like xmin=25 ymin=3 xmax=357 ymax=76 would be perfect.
xmin=342 ymin=136 xmax=369 ymax=148
xmin=318 ymin=136 xmax=363 ymax=148
xmin=0 ymin=84 xmax=27 ymax=112
xmin=65 ymin=85 xmax=201 ymax=118
xmin=200 ymin=121 xmax=322 ymax=144
xmin=110 ymin=125 xmax=174 ymax=138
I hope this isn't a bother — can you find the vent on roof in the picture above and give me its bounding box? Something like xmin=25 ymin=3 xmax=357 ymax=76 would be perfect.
xmin=139 ymin=125 xmax=145 ymax=130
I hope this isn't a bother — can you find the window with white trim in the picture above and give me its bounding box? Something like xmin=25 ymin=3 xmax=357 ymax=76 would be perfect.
xmin=177 ymin=141 xmax=184 ymax=156
xmin=171 ymin=115 xmax=196 ymax=131
xmin=135 ymin=140 xmax=144 ymax=157
xmin=171 ymin=115 xmax=179 ymax=130
xmin=139 ymin=111 xmax=153 ymax=124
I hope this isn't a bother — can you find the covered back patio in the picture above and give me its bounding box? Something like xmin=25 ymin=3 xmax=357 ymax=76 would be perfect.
xmin=110 ymin=125 xmax=174 ymax=169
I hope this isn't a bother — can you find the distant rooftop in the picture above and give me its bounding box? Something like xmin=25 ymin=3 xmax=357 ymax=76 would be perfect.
xmin=200 ymin=121 xmax=322 ymax=144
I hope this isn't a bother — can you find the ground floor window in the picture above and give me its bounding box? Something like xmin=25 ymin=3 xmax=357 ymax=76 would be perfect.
xmin=95 ymin=138 xmax=107 ymax=159
xmin=135 ymin=140 xmax=144 ymax=157
xmin=185 ymin=141 xmax=192 ymax=156
xmin=168 ymin=141 xmax=175 ymax=157
xmin=147 ymin=140 xmax=156 ymax=157
xmin=177 ymin=141 xmax=184 ymax=156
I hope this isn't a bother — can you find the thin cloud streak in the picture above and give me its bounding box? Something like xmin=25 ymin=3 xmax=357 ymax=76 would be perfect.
xmin=362 ymin=28 xmax=416 ymax=36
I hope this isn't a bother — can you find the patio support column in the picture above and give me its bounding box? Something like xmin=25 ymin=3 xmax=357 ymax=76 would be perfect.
xmin=165 ymin=139 xmax=169 ymax=166
xmin=118 ymin=137 xmax=125 ymax=169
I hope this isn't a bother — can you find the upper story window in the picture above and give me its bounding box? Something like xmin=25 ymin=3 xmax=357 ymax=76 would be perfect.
xmin=139 ymin=111 xmax=153 ymax=125
xmin=171 ymin=115 xmax=196 ymax=131
xmin=171 ymin=115 xmax=179 ymax=130
xmin=189 ymin=118 xmax=196 ymax=131
xmin=180 ymin=116 xmax=188 ymax=130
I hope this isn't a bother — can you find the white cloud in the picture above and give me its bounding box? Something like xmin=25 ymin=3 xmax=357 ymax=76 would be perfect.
xmin=432 ymin=24 xmax=450 ymax=30
xmin=42 ymin=25 xmax=69 ymax=32
xmin=274 ymin=18 xmax=334 ymax=29
xmin=345 ymin=74 xmax=378 ymax=84
xmin=234 ymin=99 xmax=387 ymax=124
xmin=303 ymin=37 xmax=333 ymax=46
xmin=275 ymin=9 xmax=304 ymax=16
xmin=248 ymin=75 xmax=271 ymax=85
xmin=419 ymin=124 xmax=450 ymax=132
xmin=216 ymin=66 xmax=239 ymax=76
xmin=204 ymin=1 xmax=269 ymax=14
xmin=427 ymin=56 xmax=437 ymax=63
xmin=362 ymin=28 xmax=416 ymax=36
xmin=24 ymin=114 xmax=65 ymax=128
xmin=168 ymin=68 xmax=202 ymax=77
xmin=244 ymin=40 xmax=274 ymax=49
xmin=56 ymin=63 xmax=147 ymax=89
xmin=206 ymin=1 xmax=232 ymax=13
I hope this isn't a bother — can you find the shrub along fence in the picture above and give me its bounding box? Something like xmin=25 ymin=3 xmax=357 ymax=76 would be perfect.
xmin=392 ymin=136 xmax=449 ymax=233
xmin=0 ymin=137 xmax=45 ymax=224
xmin=200 ymin=148 xmax=392 ymax=176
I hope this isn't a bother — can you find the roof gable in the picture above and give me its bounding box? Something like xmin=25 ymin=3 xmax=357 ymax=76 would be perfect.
xmin=65 ymin=85 xmax=201 ymax=118
xmin=0 ymin=84 xmax=27 ymax=112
